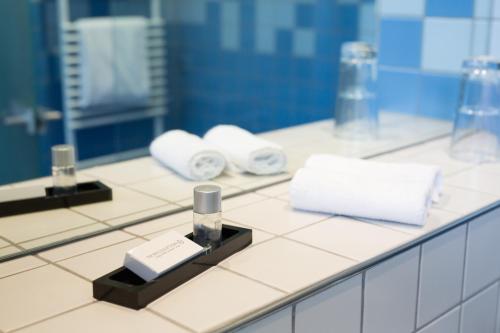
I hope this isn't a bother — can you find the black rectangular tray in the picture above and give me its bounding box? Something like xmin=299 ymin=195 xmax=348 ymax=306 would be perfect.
xmin=93 ymin=224 xmax=252 ymax=309
xmin=0 ymin=181 xmax=112 ymax=218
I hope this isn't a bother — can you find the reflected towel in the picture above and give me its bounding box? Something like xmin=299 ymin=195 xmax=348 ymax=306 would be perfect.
xmin=290 ymin=167 xmax=433 ymax=226
xmin=76 ymin=16 xmax=150 ymax=108
xmin=150 ymin=130 xmax=226 ymax=181
xmin=305 ymin=154 xmax=442 ymax=203
xmin=204 ymin=125 xmax=287 ymax=175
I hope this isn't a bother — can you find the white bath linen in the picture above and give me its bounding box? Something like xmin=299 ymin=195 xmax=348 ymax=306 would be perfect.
xmin=203 ymin=125 xmax=287 ymax=175
xmin=150 ymin=130 xmax=226 ymax=181
xmin=290 ymin=167 xmax=434 ymax=226
xmin=76 ymin=16 xmax=150 ymax=108
xmin=305 ymin=154 xmax=443 ymax=203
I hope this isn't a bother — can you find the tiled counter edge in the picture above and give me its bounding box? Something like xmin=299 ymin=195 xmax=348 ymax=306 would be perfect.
xmin=224 ymin=201 xmax=500 ymax=333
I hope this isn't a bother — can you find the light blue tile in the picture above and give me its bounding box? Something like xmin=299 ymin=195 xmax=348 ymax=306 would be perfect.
xmin=293 ymin=28 xmax=315 ymax=57
xmin=378 ymin=0 xmax=425 ymax=17
xmin=255 ymin=25 xmax=276 ymax=54
xmin=472 ymin=20 xmax=490 ymax=56
xmin=175 ymin=0 xmax=207 ymax=24
xmin=273 ymin=2 xmax=295 ymax=29
xmin=490 ymin=21 xmax=500 ymax=58
xmin=220 ymin=1 xmax=240 ymax=51
xmin=474 ymin=0 xmax=492 ymax=17
xmin=422 ymin=18 xmax=472 ymax=72
xmin=494 ymin=0 xmax=500 ymax=18
xmin=426 ymin=0 xmax=474 ymax=17
xmin=359 ymin=2 xmax=376 ymax=44
xmin=379 ymin=18 xmax=422 ymax=68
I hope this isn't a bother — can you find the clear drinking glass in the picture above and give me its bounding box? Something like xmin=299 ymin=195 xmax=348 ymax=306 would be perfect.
xmin=450 ymin=56 xmax=500 ymax=163
xmin=334 ymin=42 xmax=378 ymax=140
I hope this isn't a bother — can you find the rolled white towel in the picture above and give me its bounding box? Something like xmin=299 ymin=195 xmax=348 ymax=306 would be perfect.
xmin=290 ymin=167 xmax=433 ymax=226
xmin=204 ymin=125 xmax=287 ymax=175
xmin=150 ymin=130 xmax=226 ymax=181
xmin=305 ymin=154 xmax=442 ymax=203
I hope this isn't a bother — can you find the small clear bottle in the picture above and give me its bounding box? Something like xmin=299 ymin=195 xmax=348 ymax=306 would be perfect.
xmin=51 ymin=144 xmax=77 ymax=195
xmin=193 ymin=185 xmax=222 ymax=250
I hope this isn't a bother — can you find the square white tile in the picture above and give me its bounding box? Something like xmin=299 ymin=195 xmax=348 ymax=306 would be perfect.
xmin=286 ymin=217 xmax=411 ymax=261
xmin=255 ymin=182 xmax=290 ymax=198
xmin=70 ymin=187 xmax=167 ymax=221
xmin=0 ymin=265 xmax=92 ymax=332
xmin=39 ymin=230 xmax=134 ymax=262
xmin=223 ymin=192 xmax=267 ymax=211
xmin=224 ymin=198 xmax=330 ymax=235
xmin=363 ymin=247 xmax=420 ymax=333
xmin=446 ymin=168 xmax=500 ymax=196
xmin=422 ymin=18 xmax=472 ymax=72
xmin=463 ymin=207 xmax=500 ymax=298
xmin=0 ymin=255 xmax=46 ymax=279
xmin=149 ymin=267 xmax=285 ymax=333
xmin=417 ymin=307 xmax=460 ymax=333
xmin=127 ymin=175 xmax=232 ymax=203
xmin=221 ymin=238 xmax=354 ymax=293
xmin=0 ymin=209 xmax=96 ymax=243
xmin=237 ymin=307 xmax=292 ymax=333
xmin=15 ymin=302 xmax=189 ymax=333
xmin=19 ymin=223 xmax=108 ymax=250
xmin=81 ymin=157 xmax=171 ymax=186
xmin=124 ymin=210 xmax=192 ymax=236
xmin=295 ymin=274 xmax=362 ymax=333
xmin=435 ymin=185 xmax=498 ymax=215
xmin=494 ymin=0 xmax=500 ymax=18
xmin=366 ymin=208 xmax=459 ymax=237
xmin=405 ymin=148 xmax=474 ymax=176
xmin=460 ymin=282 xmax=499 ymax=333
xmin=58 ymin=238 xmax=145 ymax=280
xmin=417 ymin=225 xmax=466 ymax=327
xmin=378 ymin=0 xmax=425 ymax=17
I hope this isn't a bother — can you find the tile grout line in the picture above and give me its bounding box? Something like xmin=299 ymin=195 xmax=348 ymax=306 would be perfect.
xmin=145 ymin=308 xmax=198 ymax=333
xmin=217 ymin=265 xmax=289 ymax=294
xmin=460 ymin=223 xmax=470 ymax=302
xmin=360 ymin=271 xmax=366 ymax=333
xmin=281 ymin=235 xmax=359 ymax=263
xmin=291 ymin=304 xmax=296 ymax=333
xmin=7 ymin=301 xmax=97 ymax=333
xmin=413 ymin=245 xmax=423 ymax=331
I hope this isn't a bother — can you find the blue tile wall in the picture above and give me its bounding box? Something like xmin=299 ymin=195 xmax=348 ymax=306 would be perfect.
xmin=165 ymin=0 xmax=373 ymax=136
xmin=30 ymin=0 xmax=372 ymax=173
xmin=376 ymin=0 xmax=500 ymax=121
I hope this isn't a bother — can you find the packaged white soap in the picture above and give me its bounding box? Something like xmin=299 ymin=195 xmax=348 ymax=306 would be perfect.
xmin=124 ymin=230 xmax=205 ymax=282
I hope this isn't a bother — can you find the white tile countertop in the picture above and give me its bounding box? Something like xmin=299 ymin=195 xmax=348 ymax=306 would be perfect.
xmin=1 ymin=114 xmax=499 ymax=333
xmin=0 ymin=112 xmax=451 ymax=258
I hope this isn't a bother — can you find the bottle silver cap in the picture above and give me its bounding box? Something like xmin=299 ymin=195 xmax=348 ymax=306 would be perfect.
xmin=51 ymin=145 xmax=76 ymax=168
xmin=193 ymin=185 xmax=221 ymax=214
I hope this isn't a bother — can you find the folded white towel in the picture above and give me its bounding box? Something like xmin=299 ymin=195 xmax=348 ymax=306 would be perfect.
xmin=305 ymin=154 xmax=442 ymax=203
xmin=290 ymin=167 xmax=433 ymax=225
xmin=76 ymin=17 xmax=150 ymax=108
xmin=204 ymin=125 xmax=287 ymax=175
xmin=150 ymin=130 xmax=226 ymax=181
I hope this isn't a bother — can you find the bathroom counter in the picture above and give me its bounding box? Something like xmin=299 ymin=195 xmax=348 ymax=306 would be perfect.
xmin=1 ymin=114 xmax=499 ymax=333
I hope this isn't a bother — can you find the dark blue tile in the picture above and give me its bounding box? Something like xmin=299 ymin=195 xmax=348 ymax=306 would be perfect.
xmin=426 ymin=0 xmax=474 ymax=17
xmin=296 ymin=3 xmax=315 ymax=28
xmin=276 ymin=29 xmax=293 ymax=55
xmin=377 ymin=69 xmax=420 ymax=114
xmin=419 ymin=73 xmax=461 ymax=120
xmin=379 ymin=18 xmax=422 ymax=68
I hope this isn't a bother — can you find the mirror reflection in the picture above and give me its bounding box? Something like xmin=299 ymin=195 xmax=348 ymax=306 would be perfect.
xmin=0 ymin=0 xmax=453 ymax=261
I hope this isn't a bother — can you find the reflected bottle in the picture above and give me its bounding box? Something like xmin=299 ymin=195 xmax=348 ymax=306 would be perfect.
xmin=193 ymin=185 xmax=222 ymax=250
xmin=51 ymin=144 xmax=77 ymax=195
xmin=334 ymin=42 xmax=378 ymax=140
